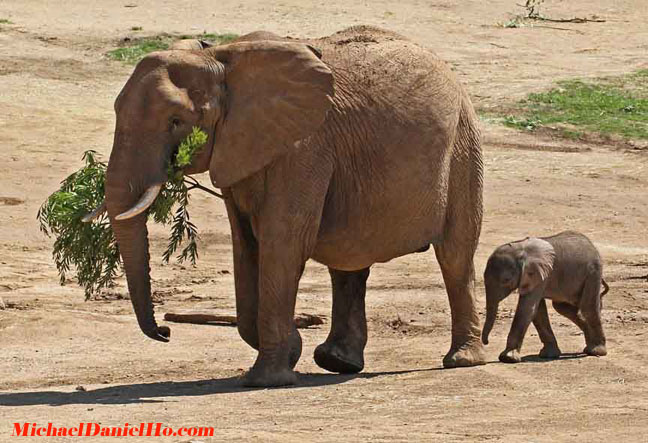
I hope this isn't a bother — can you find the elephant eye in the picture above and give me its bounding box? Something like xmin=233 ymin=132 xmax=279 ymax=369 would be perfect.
xmin=169 ymin=117 xmax=182 ymax=131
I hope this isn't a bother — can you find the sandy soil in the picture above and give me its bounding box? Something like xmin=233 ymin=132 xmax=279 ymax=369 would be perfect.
xmin=1 ymin=1 xmax=647 ymax=441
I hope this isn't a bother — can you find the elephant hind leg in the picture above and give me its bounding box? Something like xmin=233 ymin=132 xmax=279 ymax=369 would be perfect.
xmin=434 ymin=103 xmax=485 ymax=369
xmin=314 ymin=267 xmax=370 ymax=374
xmin=552 ymin=301 xmax=587 ymax=333
xmin=552 ymin=300 xmax=605 ymax=356
xmin=434 ymin=240 xmax=485 ymax=368
xmin=579 ymin=272 xmax=607 ymax=356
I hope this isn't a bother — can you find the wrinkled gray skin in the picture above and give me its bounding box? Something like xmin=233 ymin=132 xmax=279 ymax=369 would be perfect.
xmin=482 ymin=231 xmax=608 ymax=363
xmin=98 ymin=27 xmax=485 ymax=387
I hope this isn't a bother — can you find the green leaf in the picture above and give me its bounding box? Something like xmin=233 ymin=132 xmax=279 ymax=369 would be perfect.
xmin=176 ymin=126 xmax=208 ymax=168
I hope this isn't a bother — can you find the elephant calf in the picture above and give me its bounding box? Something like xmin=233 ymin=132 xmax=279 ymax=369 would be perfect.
xmin=481 ymin=231 xmax=609 ymax=363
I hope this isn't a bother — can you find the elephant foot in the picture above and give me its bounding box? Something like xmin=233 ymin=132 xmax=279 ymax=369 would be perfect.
xmin=584 ymin=344 xmax=607 ymax=357
xmin=241 ymin=364 xmax=297 ymax=388
xmin=242 ymin=334 xmax=301 ymax=388
xmin=539 ymin=343 xmax=561 ymax=359
xmin=443 ymin=338 xmax=486 ymax=368
xmin=499 ymin=349 xmax=521 ymax=363
xmin=314 ymin=341 xmax=364 ymax=374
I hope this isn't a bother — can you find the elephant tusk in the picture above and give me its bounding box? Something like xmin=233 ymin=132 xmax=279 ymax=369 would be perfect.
xmin=115 ymin=184 xmax=163 ymax=221
xmin=81 ymin=201 xmax=107 ymax=223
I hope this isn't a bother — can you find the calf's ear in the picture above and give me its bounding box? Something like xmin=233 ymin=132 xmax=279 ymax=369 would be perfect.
xmin=519 ymin=238 xmax=555 ymax=292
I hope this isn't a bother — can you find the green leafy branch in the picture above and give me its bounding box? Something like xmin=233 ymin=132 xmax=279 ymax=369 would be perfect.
xmin=38 ymin=127 xmax=220 ymax=299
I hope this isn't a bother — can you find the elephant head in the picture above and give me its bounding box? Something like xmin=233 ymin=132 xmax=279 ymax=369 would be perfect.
xmin=481 ymin=238 xmax=555 ymax=345
xmin=87 ymin=41 xmax=334 ymax=341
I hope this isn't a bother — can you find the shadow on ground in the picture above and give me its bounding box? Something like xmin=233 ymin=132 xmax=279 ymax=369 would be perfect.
xmin=521 ymin=352 xmax=587 ymax=363
xmin=0 ymin=368 xmax=443 ymax=407
xmin=2 ymin=355 xmax=593 ymax=407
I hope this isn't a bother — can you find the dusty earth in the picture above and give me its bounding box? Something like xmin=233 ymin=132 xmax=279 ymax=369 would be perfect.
xmin=1 ymin=0 xmax=647 ymax=441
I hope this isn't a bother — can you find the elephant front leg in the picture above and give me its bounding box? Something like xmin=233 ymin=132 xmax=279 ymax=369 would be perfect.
xmin=500 ymin=294 xmax=541 ymax=363
xmin=227 ymin=197 xmax=304 ymax=369
xmin=241 ymin=251 xmax=305 ymax=387
xmin=243 ymin=231 xmax=314 ymax=387
xmin=533 ymin=299 xmax=561 ymax=359
xmin=314 ymin=267 xmax=370 ymax=373
xmin=235 ymin=148 xmax=332 ymax=387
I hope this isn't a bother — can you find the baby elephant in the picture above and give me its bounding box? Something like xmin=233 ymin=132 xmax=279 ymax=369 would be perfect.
xmin=481 ymin=231 xmax=608 ymax=363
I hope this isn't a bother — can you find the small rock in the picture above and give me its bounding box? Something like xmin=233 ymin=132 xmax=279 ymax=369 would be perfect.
xmin=75 ymin=385 xmax=87 ymax=392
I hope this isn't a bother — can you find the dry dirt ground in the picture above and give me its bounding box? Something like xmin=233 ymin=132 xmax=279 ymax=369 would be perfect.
xmin=1 ymin=1 xmax=647 ymax=441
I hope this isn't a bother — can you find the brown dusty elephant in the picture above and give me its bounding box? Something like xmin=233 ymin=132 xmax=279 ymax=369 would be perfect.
xmin=481 ymin=231 xmax=608 ymax=363
xmin=86 ymin=26 xmax=485 ymax=386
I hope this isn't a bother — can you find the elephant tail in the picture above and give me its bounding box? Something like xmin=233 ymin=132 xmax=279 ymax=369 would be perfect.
xmin=601 ymin=278 xmax=609 ymax=298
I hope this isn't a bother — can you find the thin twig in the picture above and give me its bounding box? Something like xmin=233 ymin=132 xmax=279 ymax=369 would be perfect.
xmin=183 ymin=176 xmax=224 ymax=199
xmin=533 ymin=25 xmax=585 ymax=34
xmin=516 ymin=0 xmax=606 ymax=24
xmin=626 ymin=274 xmax=648 ymax=281
xmin=533 ymin=17 xmax=605 ymax=23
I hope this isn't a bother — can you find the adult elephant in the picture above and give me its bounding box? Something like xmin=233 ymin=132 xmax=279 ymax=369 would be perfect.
xmin=90 ymin=26 xmax=484 ymax=386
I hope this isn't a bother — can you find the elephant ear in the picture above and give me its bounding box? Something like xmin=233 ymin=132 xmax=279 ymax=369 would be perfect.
xmin=207 ymin=41 xmax=334 ymax=188
xmin=519 ymin=238 xmax=555 ymax=293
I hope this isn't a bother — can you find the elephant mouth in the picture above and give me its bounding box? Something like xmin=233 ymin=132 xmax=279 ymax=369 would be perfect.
xmin=167 ymin=144 xmax=181 ymax=174
xmin=171 ymin=140 xmax=182 ymax=162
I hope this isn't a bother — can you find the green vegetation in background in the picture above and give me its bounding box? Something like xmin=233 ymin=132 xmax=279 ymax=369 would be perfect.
xmin=178 ymin=32 xmax=238 ymax=44
xmin=0 ymin=18 xmax=14 ymax=26
xmin=106 ymin=32 xmax=239 ymax=64
xmin=496 ymin=70 xmax=648 ymax=141
xmin=107 ymin=38 xmax=170 ymax=64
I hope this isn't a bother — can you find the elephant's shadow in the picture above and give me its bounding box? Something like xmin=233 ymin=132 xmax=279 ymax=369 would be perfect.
xmin=483 ymin=352 xmax=587 ymax=365
xmin=0 ymin=368 xmax=441 ymax=407
xmin=0 ymin=355 xmax=589 ymax=407
xmin=520 ymin=351 xmax=587 ymax=363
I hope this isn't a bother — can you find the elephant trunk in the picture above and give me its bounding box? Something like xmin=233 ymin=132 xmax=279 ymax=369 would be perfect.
xmin=482 ymin=284 xmax=508 ymax=345
xmin=482 ymin=301 xmax=498 ymax=345
xmin=105 ymin=157 xmax=170 ymax=342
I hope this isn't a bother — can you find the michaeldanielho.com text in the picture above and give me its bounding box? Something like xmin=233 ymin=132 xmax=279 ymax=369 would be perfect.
xmin=12 ymin=423 xmax=215 ymax=438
